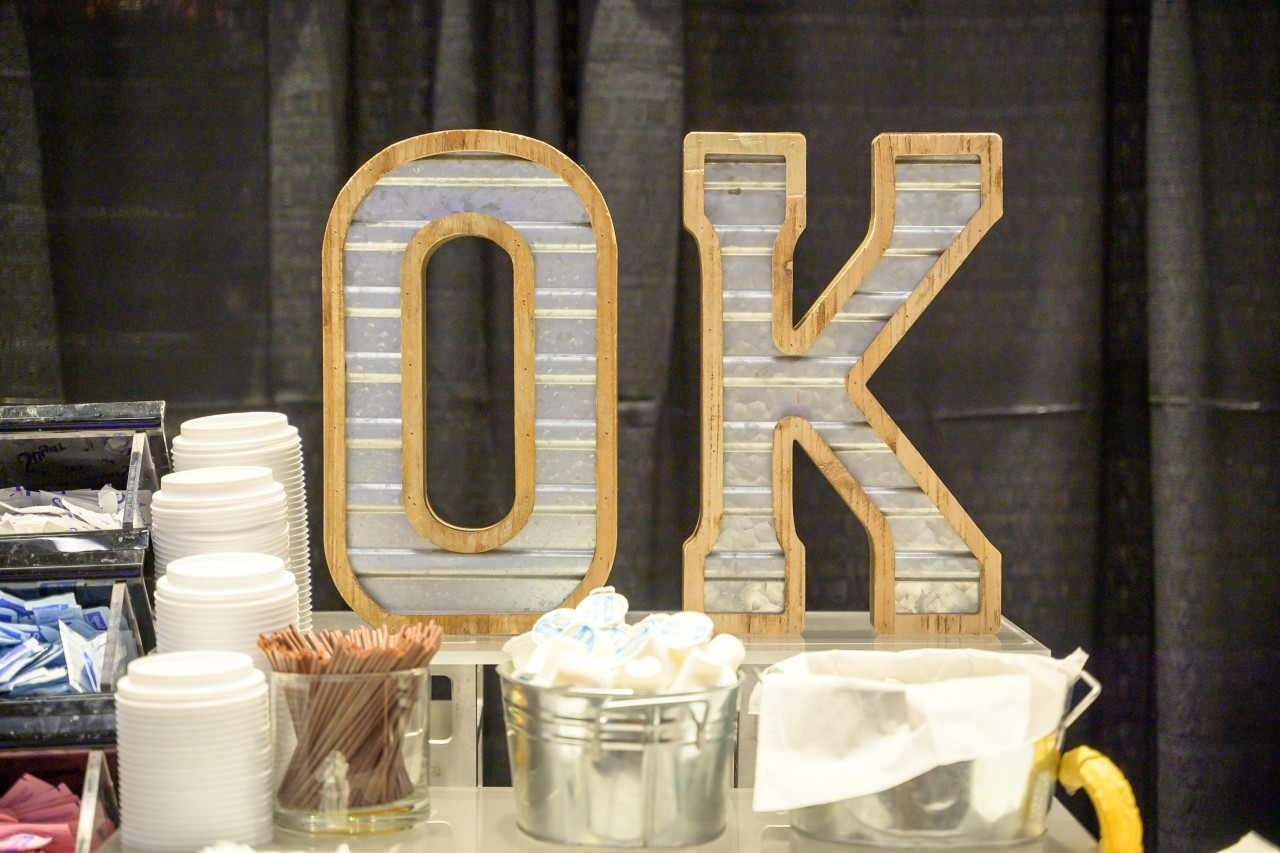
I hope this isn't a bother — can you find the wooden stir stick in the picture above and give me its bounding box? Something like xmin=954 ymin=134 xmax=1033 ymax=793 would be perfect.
xmin=259 ymin=623 xmax=443 ymax=810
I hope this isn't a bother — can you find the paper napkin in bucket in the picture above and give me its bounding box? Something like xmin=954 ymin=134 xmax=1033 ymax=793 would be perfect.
xmin=751 ymin=648 xmax=1087 ymax=812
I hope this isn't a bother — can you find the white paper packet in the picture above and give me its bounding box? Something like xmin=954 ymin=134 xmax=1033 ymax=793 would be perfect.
xmin=0 ymin=485 xmax=123 ymax=534
xmin=1219 ymin=833 xmax=1280 ymax=853
xmin=59 ymin=621 xmax=102 ymax=693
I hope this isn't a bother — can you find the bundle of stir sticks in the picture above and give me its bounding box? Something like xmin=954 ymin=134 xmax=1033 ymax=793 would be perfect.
xmin=259 ymin=623 xmax=443 ymax=811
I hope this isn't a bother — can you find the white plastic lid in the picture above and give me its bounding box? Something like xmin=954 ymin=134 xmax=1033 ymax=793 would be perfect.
xmin=164 ymin=553 xmax=287 ymax=588
xmin=157 ymin=466 xmax=277 ymax=502
xmin=180 ymin=412 xmax=290 ymax=444
xmin=125 ymin=650 xmax=256 ymax=689
xmin=171 ymin=429 xmax=300 ymax=455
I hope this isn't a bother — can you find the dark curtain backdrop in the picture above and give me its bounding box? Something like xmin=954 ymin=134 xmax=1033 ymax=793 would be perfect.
xmin=2 ymin=1 xmax=1277 ymax=848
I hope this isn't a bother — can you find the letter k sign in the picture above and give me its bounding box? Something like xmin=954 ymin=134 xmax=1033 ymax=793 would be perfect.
xmin=682 ymin=132 xmax=1004 ymax=635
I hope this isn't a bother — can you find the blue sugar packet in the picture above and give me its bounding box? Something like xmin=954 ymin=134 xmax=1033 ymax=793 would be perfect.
xmin=0 ymin=610 xmax=14 ymax=624
xmin=0 ymin=623 xmax=40 ymax=644
xmin=27 ymin=593 xmax=77 ymax=623
xmin=10 ymin=671 xmax=72 ymax=697
xmin=59 ymin=617 xmax=97 ymax=640
xmin=36 ymin=624 xmax=60 ymax=643
xmin=83 ymin=606 xmax=110 ymax=632
xmin=32 ymin=604 xmax=83 ymax=626
xmin=4 ymin=664 xmax=69 ymax=695
xmin=0 ymin=591 xmax=29 ymax=618
xmin=29 ymin=641 xmax=65 ymax=671
xmin=11 ymin=683 xmax=70 ymax=697
xmin=60 ymin=622 xmax=88 ymax=692
xmin=0 ymin=638 xmax=42 ymax=682
xmin=26 ymin=592 xmax=76 ymax=610
xmin=82 ymin=648 xmax=100 ymax=692
xmin=60 ymin=622 xmax=105 ymax=693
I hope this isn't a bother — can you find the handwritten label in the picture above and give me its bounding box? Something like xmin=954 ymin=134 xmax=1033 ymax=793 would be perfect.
xmin=16 ymin=443 xmax=67 ymax=474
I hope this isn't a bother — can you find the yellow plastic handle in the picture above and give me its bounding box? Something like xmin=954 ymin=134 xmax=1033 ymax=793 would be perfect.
xmin=1058 ymin=746 xmax=1143 ymax=853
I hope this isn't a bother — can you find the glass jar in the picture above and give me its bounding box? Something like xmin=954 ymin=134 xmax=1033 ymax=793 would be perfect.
xmin=270 ymin=666 xmax=430 ymax=833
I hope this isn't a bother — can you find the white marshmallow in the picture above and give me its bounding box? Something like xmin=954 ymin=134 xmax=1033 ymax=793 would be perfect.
xmin=519 ymin=634 xmax=589 ymax=685
xmin=549 ymin=648 xmax=612 ymax=689
xmin=521 ymin=643 xmax=559 ymax=686
xmin=617 ymin=655 xmax=671 ymax=692
xmin=706 ymin=633 xmax=745 ymax=671
xmin=502 ymin=633 xmax=537 ymax=671
xmin=670 ymin=647 xmax=725 ymax=692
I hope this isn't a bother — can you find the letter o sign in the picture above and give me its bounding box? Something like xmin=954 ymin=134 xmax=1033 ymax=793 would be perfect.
xmin=323 ymin=131 xmax=618 ymax=634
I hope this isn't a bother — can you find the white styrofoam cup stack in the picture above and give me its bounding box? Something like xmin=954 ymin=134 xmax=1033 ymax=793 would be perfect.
xmin=116 ymin=651 xmax=272 ymax=850
xmin=148 ymin=465 xmax=311 ymax=628
xmin=154 ymin=552 xmax=299 ymax=671
xmin=167 ymin=411 xmax=312 ymax=629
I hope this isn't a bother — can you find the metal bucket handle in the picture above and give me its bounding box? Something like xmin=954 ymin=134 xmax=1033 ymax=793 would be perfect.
xmin=592 ymin=693 xmax=713 ymax=753
xmin=1061 ymin=669 xmax=1101 ymax=733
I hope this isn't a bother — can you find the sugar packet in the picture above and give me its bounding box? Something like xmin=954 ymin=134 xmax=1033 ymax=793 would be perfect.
xmin=0 ymin=639 xmax=42 ymax=684
xmin=58 ymin=623 xmax=99 ymax=693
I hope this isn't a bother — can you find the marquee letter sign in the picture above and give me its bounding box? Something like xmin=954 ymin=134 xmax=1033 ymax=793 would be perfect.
xmin=681 ymin=132 xmax=1003 ymax=635
xmin=325 ymin=129 xmax=1007 ymax=636
xmin=323 ymin=131 xmax=618 ymax=633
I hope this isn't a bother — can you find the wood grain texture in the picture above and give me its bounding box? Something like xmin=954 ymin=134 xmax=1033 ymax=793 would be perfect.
xmin=682 ymin=131 xmax=1003 ymax=635
xmin=680 ymin=133 xmax=807 ymax=635
xmin=849 ymin=134 xmax=1003 ymax=635
xmin=400 ymin=213 xmax=536 ymax=553
xmin=324 ymin=129 xmax=618 ymax=634
xmin=773 ymin=416 xmax=895 ymax=632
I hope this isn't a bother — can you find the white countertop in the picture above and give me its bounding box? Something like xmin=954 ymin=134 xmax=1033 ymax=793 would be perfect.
xmin=311 ymin=611 xmax=1050 ymax=666
xmin=106 ymin=788 xmax=1098 ymax=852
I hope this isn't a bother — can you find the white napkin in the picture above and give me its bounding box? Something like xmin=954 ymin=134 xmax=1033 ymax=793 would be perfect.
xmin=1219 ymin=834 xmax=1280 ymax=853
xmin=751 ymin=647 xmax=1088 ymax=812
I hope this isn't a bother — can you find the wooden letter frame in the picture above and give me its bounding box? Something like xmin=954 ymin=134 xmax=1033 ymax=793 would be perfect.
xmin=400 ymin=213 xmax=537 ymax=553
xmin=323 ymin=130 xmax=618 ymax=633
xmin=682 ymin=132 xmax=1003 ymax=635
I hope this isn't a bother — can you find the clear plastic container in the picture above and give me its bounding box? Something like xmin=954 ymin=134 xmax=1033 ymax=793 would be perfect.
xmin=270 ymin=667 xmax=431 ymax=834
xmin=0 ymin=748 xmax=118 ymax=852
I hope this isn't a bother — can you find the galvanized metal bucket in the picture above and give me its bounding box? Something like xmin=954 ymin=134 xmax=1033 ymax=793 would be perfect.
xmin=790 ymin=669 xmax=1101 ymax=847
xmin=498 ymin=663 xmax=740 ymax=848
